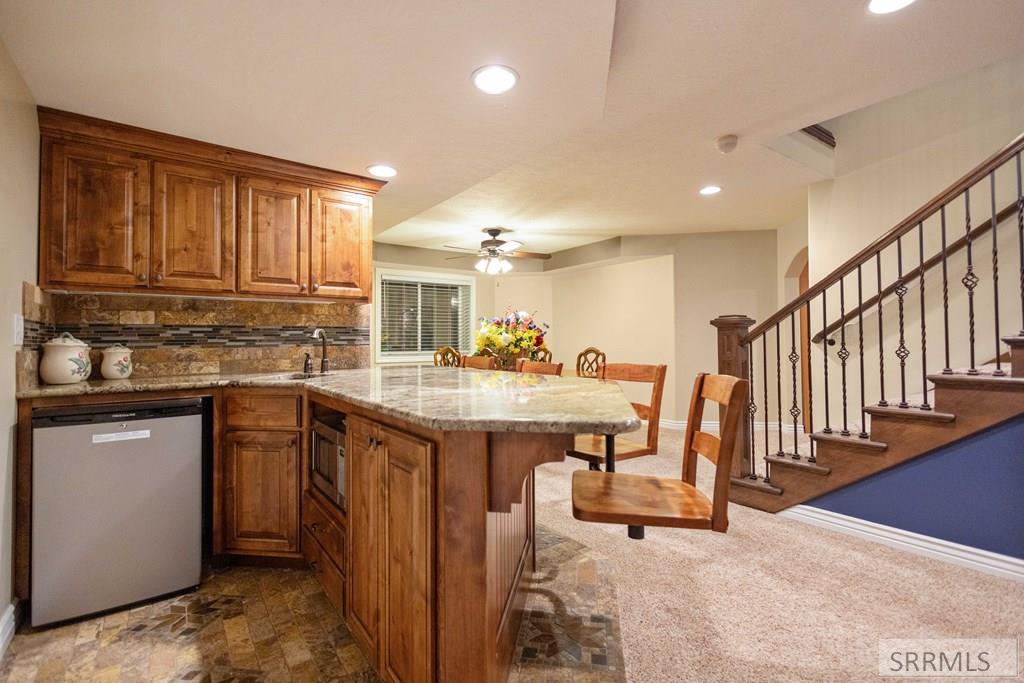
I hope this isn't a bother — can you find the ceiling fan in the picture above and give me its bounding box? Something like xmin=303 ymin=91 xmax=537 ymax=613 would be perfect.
xmin=444 ymin=228 xmax=551 ymax=274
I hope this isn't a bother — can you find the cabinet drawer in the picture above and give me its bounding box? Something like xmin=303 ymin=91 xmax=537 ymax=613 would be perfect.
xmin=225 ymin=393 xmax=301 ymax=429
xmin=303 ymin=493 xmax=345 ymax=569
xmin=303 ymin=527 xmax=345 ymax=615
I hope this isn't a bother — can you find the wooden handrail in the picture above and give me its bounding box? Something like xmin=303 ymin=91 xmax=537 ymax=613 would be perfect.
xmin=742 ymin=130 xmax=1024 ymax=345
xmin=810 ymin=202 xmax=1020 ymax=343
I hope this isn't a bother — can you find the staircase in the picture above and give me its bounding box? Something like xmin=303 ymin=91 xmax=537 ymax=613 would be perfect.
xmin=718 ymin=131 xmax=1024 ymax=513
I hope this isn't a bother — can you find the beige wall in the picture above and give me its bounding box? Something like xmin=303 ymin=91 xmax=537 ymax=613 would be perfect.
xmin=0 ymin=38 xmax=38 ymax=626
xmin=492 ymin=275 xmax=553 ymax=330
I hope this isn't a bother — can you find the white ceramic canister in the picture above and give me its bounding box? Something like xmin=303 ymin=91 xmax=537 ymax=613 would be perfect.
xmin=39 ymin=332 xmax=92 ymax=385
xmin=100 ymin=344 xmax=134 ymax=380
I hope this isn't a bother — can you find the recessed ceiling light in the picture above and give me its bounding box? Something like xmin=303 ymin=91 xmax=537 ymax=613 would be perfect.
xmin=868 ymin=0 xmax=916 ymax=14
xmin=366 ymin=164 xmax=397 ymax=179
xmin=699 ymin=185 xmax=722 ymax=196
xmin=472 ymin=65 xmax=518 ymax=94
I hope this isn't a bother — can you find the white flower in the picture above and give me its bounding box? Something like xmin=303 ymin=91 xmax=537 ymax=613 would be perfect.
xmin=499 ymin=332 xmax=512 ymax=346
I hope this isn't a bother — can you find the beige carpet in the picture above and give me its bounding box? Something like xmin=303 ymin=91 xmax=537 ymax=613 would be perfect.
xmin=534 ymin=427 xmax=1024 ymax=682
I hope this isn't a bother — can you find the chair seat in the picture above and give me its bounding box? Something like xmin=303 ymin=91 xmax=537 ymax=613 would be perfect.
xmin=571 ymin=470 xmax=714 ymax=529
xmin=567 ymin=433 xmax=653 ymax=464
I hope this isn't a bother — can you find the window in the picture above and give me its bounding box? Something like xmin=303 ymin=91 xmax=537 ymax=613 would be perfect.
xmin=375 ymin=268 xmax=475 ymax=363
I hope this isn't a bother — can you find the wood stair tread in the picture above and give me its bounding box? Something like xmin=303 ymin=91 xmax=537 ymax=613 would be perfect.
xmin=810 ymin=431 xmax=887 ymax=451
xmin=765 ymin=454 xmax=831 ymax=475
xmin=731 ymin=476 xmax=782 ymax=495
xmin=927 ymin=372 xmax=1024 ymax=390
xmin=863 ymin=405 xmax=956 ymax=423
xmin=1000 ymin=335 xmax=1024 ymax=347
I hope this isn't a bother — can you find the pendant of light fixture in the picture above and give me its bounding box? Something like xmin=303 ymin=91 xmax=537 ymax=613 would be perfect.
xmin=475 ymin=249 xmax=514 ymax=274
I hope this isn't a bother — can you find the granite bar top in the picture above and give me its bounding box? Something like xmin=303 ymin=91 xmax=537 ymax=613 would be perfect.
xmin=17 ymin=366 xmax=642 ymax=435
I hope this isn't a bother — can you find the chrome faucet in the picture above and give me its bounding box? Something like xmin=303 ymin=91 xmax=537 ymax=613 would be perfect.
xmin=312 ymin=328 xmax=329 ymax=373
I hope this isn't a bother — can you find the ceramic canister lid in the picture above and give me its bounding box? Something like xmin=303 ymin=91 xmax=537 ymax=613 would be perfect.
xmin=103 ymin=343 xmax=133 ymax=354
xmin=43 ymin=332 xmax=89 ymax=348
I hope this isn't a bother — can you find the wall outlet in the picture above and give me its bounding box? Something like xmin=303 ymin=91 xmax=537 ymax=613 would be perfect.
xmin=13 ymin=313 xmax=24 ymax=346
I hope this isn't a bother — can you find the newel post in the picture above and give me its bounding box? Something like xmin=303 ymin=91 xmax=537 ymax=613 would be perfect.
xmin=710 ymin=315 xmax=755 ymax=478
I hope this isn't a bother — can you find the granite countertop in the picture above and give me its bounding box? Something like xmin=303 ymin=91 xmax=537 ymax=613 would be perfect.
xmin=17 ymin=366 xmax=642 ymax=435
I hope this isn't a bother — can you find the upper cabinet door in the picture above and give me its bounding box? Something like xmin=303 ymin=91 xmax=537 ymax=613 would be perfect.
xmin=152 ymin=161 xmax=235 ymax=292
xmin=43 ymin=141 xmax=150 ymax=287
xmin=310 ymin=188 xmax=372 ymax=299
xmin=238 ymin=176 xmax=309 ymax=296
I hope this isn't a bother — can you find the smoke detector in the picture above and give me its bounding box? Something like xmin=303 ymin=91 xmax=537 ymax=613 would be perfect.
xmin=716 ymin=134 xmax=739 ymax=154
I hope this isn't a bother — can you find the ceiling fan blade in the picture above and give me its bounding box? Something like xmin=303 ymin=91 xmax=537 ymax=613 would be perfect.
xmin=445 ymin=254 xmax=473 ymax=260
xmin=496 ymin=240 xmax=523 ymax=253
xmin=442 ymin=245 xmax=482 ymax=252
xmin=505 ymin=250 xmax=552 ymax=260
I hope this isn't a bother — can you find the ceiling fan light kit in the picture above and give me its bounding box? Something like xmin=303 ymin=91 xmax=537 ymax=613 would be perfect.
xmin=445 ymin=227 xmax=551 ymax=274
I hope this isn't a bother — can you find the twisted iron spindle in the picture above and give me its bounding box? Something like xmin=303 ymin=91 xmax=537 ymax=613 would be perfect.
xmin=805 ymin=301 xmax=816 ymax=462
xmin=1017 ymin=153 xmax=1024 ymax=336
xmin=857 ymin=264 xmax=868 ymax=437
xmin=895 ymin=236 xmax=910 ymax=408
xmin=941 ymin=207 xmax=952 ymax=374
xmin=762 ymin=335 xmax=770 ymax=482
xmin=822 ymin=292 xmax=832 ymax=432
xmin=776 ymin=323 xmax=783 ymax=456
xmin=918 ymin=222 xmax=932 ymax=409
xmin=789 ymin=312 xmax=801 ymax=458
xmin=991 ymin=172 xmax=1006 ymax=376
xmin=964 ymin=190 xmax=979 ymax=375
xmin=876 ymin=252 xmax=888 ymax=406
xmin=838 ymin=277 xmax=851 ymax=436
xmin=747 ymin=343 xmax=758 ymax=480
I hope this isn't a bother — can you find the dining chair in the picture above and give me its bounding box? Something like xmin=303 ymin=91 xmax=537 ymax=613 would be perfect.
xmin=571 ymin=372 xmax=748 ymax=539
xmin=536 ymin=347 xmax=553 ymax=363
xmin=461 ymin=355 xmax=500 ymax=370
xmin=566 ymin=362 xmax=667 ymax=470
xmin=479 ymin=347 xmax=497 ymax=357
xmin=515 ymin=358 xmax=563 ymax=376
xmin=433 ymin=346 xmax=461 ymax=367
xmin=575 ymin=347 xmax=605 ymax=377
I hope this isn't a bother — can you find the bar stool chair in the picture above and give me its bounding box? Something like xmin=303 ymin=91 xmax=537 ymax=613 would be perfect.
xmin=575 ymin=347 xmax=605 ymax=377
xmin=571 ymin=372 xmax=748 ymax=539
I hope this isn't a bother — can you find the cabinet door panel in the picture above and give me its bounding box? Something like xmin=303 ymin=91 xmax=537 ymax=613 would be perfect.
xmin=152 ymin=161 xmax=235 ymax=291
xmin=224 ymin=431 xmax=300 ymax=554
xmin=311 ymin=188 xmax=371 ymax=299
xmin=238 ymin=177 xmax=309 ymax=295
xmin=346 ymin=416 xmax=380 ymax=658
xmin=379 ymin=426 xmax=433 ymax=683
xmin=44 ymin=141 xmax=150 ymax=287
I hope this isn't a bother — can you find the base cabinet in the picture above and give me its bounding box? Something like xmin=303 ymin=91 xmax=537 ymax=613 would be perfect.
xmin=346 ymin=415 xmax=434 ymax=683
xmin=223 ymin=431 xmax=300 ymax=555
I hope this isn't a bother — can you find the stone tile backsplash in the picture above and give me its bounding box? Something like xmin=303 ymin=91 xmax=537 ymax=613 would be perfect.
xmin=18 ymin=282 xmax=371 ymax=389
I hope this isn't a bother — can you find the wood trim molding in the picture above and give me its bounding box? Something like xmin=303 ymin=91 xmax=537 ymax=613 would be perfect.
xmin=37 ymin=107 xmax=386 ymax=195
xmin=487 ymin=432 xmax=571 ymax=512
xmin=780 ymin=505 xmax=1024 ymax=582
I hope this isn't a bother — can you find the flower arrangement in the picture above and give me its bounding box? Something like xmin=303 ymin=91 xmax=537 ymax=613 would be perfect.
xmin=475 ymin=308 xmax=550 ymax=369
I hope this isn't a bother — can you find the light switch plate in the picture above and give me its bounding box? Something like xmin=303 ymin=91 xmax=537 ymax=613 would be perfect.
xmin=13 ymin=313 xmax=24 ymax=346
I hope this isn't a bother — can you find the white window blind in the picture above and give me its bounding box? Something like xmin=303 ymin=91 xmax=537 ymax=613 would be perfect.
xmin=377 ymin=271 xmax=474 ymax=360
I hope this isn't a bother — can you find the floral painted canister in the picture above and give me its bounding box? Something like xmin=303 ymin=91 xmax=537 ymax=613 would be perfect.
xmin=39 ymin=333 xmax=92 ymax=385
xmin=100 ymin=344 xmax=134 ymax=380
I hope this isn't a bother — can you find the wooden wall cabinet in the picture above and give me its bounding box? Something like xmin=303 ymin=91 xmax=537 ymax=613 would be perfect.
xmin=346 ymin=415 xmax=434 ymax=683
xmin=38 ymin=108 xmax=382 ymax=300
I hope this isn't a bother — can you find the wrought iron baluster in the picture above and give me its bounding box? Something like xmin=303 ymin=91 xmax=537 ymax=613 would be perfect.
xmin=838 ymin=277 xmax=851 ymax=435
xmin=805 ymin=301 xmax=815 ymax=462
xmin=776 ymin=323 xmax=783 ymax=456
xmin=991 ymin=172 xmax=1005 ymax=376
xmin=788 ymin=311 xmax=801 ymax=458
xmin=1017 ymin=153 xmax=1024 ymax=336
xmin=964 ymin=190 xmax=979 ymax=375
xmin=747 ymin=342 xmax=758 ymax=480
xmin=918 ymin=223 xmax=932 ymax=409
xmin=895 ymin=236 xmax=910 ymax=408
xmin=876 ymin=252 xmax=888 ymax=406
xmin=857 ymin=264 xmax=868 ymax=437
xmin=762 ymin=335 xmax=770 ymax=482
xmin=821 ymin=292 xmax=832 ymax=432
xmin=941 ymin=207 xmax=952 ymax=374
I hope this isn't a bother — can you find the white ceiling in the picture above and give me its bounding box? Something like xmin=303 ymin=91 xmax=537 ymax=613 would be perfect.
xmin=2 ymin=0 xmax=1023 ymax=254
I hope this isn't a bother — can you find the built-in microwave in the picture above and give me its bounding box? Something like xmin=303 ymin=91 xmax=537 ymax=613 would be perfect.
xmin=310 ymin=415 xmax=345 ymax=511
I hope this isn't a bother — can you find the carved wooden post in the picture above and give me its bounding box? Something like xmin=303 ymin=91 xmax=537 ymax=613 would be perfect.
xmin=710 ymin=315 xmax=755 ymax=478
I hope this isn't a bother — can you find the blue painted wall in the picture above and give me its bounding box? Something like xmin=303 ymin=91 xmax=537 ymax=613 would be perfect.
xmin=808 ymin=415 xmax=1024 ymax=559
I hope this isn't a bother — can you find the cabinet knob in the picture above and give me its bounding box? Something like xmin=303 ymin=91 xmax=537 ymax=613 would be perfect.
xmin=312 ymin=280 xmax=320 ymax=292
xmin=367 ymin=436 xmax=378 ymax=449
xmin=137 ymin=272 xmax=148 ymax=282
xmin=154 ymin=273 xmax=164 ymax=283
xmin=310 ymin=560 xmax=319 ymax=572
xmin=300 ymin=282 xmax=307 ymax=292
xmin=310 ymin=522 xmax=320 ymax=532
xmin=288 ymin=439 xmax=296 ymax=448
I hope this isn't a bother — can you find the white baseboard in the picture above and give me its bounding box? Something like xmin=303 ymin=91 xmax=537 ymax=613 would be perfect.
xmin=780 ymin=505 xmax=1024 ymax=582
xmin=0 ymin=603 xmax=14 ymax=659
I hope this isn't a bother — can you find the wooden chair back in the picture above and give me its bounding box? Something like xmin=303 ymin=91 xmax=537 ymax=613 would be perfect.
xmin=433 ymin=346 xmax=461 ymax=367
xmin=681 ymin=373 xmax=748 ymax=532
xmin=461 ymin=355 xmax=500 ymax=370
xmin=536 ymin=347 xmax=552 ymax=362
xmin=598 ymin=363 xmax=668 ymax=452
xmin=479 ymin=347 xmax=497 ymax=357
xmin=515 ymin=358 xmax=563 ymax=376
xmin=575 ymin=347 xmax=605 ymax=377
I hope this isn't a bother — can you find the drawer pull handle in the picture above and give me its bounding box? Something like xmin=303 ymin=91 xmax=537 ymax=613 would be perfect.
xmin=310 ymin=560 xmax=319 ymax=571
xmin=310 ymin=522 xmax=320 ymax=532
